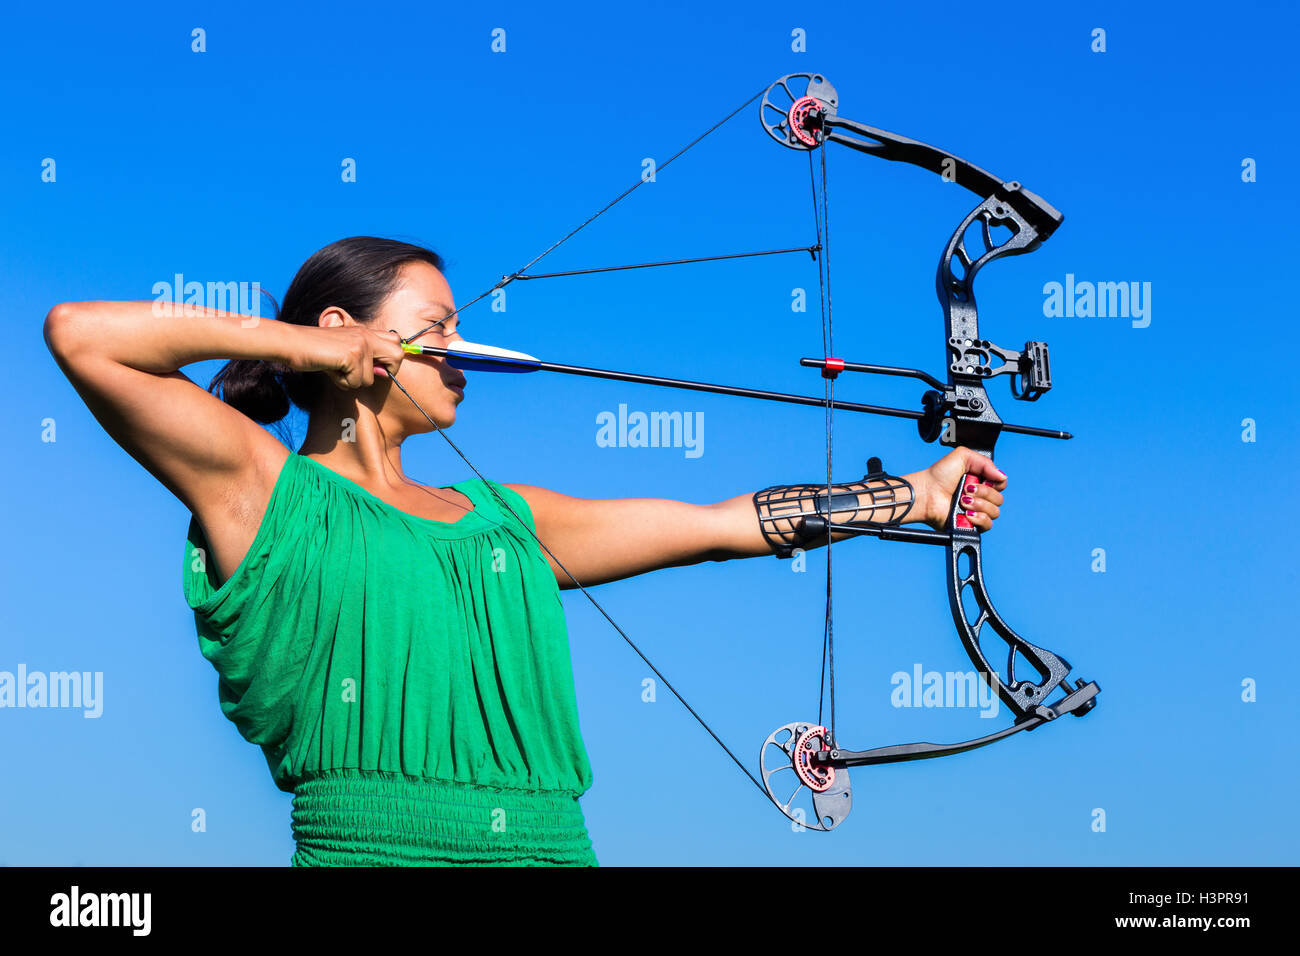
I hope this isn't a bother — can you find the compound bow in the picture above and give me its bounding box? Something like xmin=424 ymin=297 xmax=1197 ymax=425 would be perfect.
xmin=750 ymin=73 xmax=1100 ymax=830
xmin=392 ymin=72 xmax=1100 ymax=833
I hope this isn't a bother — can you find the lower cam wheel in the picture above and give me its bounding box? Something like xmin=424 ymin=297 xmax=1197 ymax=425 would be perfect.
xmin=759 ymin=721 xmax=853 ymax=831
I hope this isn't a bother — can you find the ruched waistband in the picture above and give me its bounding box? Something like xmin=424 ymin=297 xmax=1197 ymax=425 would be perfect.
xmin=290 ymin=770 xmax=598 ymax=866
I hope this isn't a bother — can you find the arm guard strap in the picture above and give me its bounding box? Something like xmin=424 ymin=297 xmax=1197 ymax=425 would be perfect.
xmin=752 ymin=457 xmax=915 ymax=558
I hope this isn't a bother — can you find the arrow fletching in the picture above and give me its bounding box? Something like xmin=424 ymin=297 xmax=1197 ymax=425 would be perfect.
xmin=400 ymin=339 xmax=541 ymax=373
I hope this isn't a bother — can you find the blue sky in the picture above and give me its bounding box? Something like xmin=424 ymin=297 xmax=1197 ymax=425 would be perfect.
xmin=1 ymin=0 xmax=1296 ymax=865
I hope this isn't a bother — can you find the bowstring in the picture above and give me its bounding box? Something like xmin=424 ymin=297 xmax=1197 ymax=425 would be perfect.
xmin=807 ymin=139 xmax=835 ymax=742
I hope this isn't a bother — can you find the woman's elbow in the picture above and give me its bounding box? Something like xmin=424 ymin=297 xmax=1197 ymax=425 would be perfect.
xmin=43 ymin=302 xmax=88 ymax=360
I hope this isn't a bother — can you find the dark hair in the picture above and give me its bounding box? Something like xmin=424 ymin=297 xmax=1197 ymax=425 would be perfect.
xmin=210 ymin=236 xmax=445 ymax=424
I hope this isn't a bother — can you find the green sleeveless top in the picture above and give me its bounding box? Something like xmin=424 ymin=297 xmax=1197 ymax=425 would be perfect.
xmin=182 ymin=452 xmax=597 ymax=866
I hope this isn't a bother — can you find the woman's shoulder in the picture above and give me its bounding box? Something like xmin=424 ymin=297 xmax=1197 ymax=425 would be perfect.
xmin=451 ymin=478 xmax=538 ymax=532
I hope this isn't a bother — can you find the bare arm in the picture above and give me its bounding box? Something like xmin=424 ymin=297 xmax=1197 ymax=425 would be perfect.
xmin=42 ymin=301 xmax=403 ymax=583
xmin=509 ymin=447 xmax=1006 ymax=588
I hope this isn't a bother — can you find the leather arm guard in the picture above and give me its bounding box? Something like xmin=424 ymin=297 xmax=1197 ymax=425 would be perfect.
xmin=752 ymin=457 xmax=915 ymax=558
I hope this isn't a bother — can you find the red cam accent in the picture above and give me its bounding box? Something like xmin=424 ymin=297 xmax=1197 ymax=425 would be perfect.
xmin=788 ymin=96 xmax=825 ymax=147
xmin=822 ymin=357 xmax=845 ymax=379
xmin=793 ymin=725 xmax=836 ymax=792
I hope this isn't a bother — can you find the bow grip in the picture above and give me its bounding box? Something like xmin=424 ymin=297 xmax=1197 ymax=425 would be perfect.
xmin=954 ymin=473 xmax=983 ymax=531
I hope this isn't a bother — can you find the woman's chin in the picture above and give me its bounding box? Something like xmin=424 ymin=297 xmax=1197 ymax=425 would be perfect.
xmin=425 ymin=404 xmax=457 ymax=432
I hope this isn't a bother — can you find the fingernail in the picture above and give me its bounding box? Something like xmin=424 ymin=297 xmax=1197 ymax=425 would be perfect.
xmin=961 ymin=495 xmax=972 ymax=505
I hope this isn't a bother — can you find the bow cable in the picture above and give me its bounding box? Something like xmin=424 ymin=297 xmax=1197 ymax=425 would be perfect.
xmin=385 ymin=85 xmax=814 ymax=809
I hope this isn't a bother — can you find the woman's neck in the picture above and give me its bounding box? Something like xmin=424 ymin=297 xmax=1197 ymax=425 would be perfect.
xmin=297 ymin=395 xmax=411 ymax=491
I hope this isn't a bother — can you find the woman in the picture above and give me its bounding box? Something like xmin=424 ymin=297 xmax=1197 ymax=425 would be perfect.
xmin=42 ymin=236 xmax=1006 ymax=866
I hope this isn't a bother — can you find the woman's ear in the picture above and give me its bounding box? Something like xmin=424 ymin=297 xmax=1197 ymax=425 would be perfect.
xmin=317 ymin=306 xmax=355 ymax=329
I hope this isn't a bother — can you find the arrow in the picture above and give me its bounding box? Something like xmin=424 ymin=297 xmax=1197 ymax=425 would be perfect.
xmin=399 ymin=340 xmax=1072 ymax=441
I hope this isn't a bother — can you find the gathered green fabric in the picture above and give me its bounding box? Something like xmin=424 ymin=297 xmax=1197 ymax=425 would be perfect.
xmin=182 ymin=452 xmax=597 ymax=865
